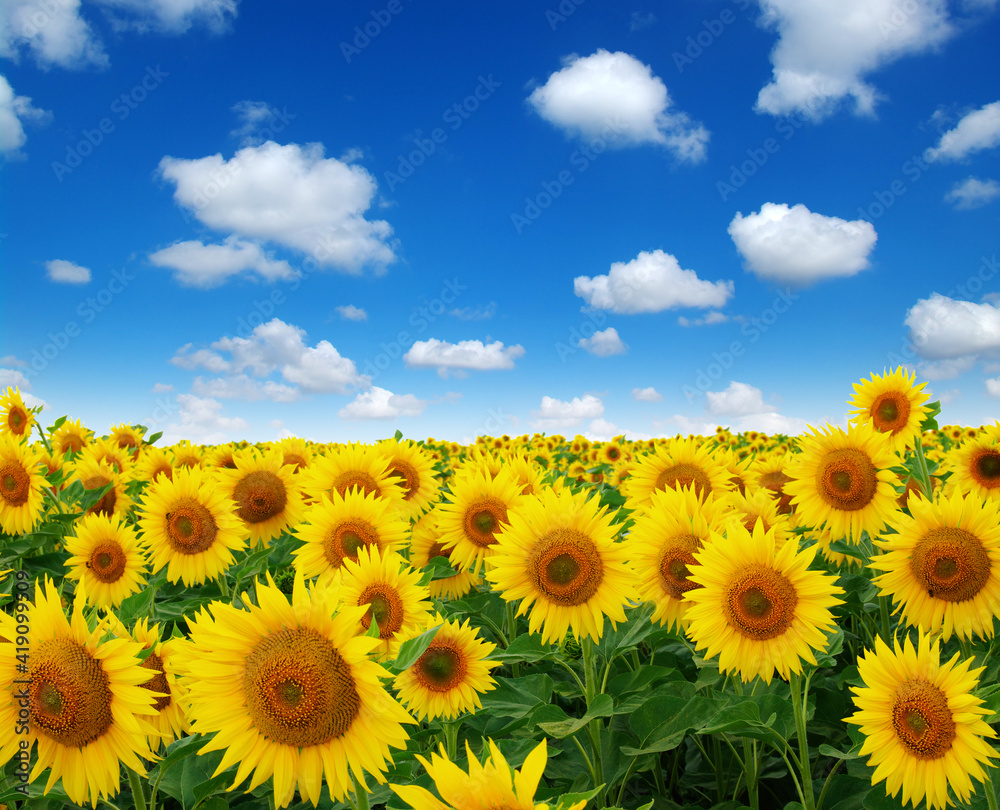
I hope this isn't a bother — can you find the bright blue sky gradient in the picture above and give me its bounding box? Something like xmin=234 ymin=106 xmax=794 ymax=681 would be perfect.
xmin=2 ymin=0 xmax=999 ymax=443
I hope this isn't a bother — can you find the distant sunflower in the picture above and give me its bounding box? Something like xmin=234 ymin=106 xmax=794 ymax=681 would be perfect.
xmin=170 ymin=440 xmax=204 ymax=469
xmin=0 ymin=387 xmax=35 ymax=440
xmin=64 ymin=512 xmax=147 ymax=609
xmin=848 ymin=367 xmax=931 ymax=454
xmin=215 ymin=447 xmax=306 ymax=546
xmin=498 ymin=450 xmax=546 ymax=495
xmin=847 ymin=633 xmax=998 ymax=809
xmin=50 ymin=417 xmax=93 ymax=457
xmin=110 ymin=422 xmax=145 ymax=460
xmin=723 ymin=486 xmax=794 ymax=545
xmin=303 ymin=442 xmax=406 ymax=512
xmin=684 ymin=520 xmax=843 ymax=683
xmin=294 ymin=488 xmax=409 ymax=580
xmin=752 ymin=452 xmax=796 ymax=514
xmin=409 ymin=510 xmax=480 ymax=600
xmin=138 ymin=465 xmax=248 ymax=585
xmin=871 ymin=489 xmax=1000 ymax=641
xmin=179 ymin=573 xmax=415 ymax=808
xmin=278 ymin=436 xmax=314 ymax=472
xmin=0 ymin=434 xmax=44 ymax=535
xmin=784 ymin=422 xmax=899 ymax=541
xmin=393 ymin=615 xmax=498 ymax=721
xmin=623 ymin=436 xmax=731 ymax=512
xmin=486 ymin=486 xmax=637 ymax=643
xmin=377 ymin=438 xmax=439 ymax=519
xmin=206 ymin=444 xmax=238 ymax=470
xmin=134 ymin=445 xmax=174 ymax=483
xmin=0 ymin=579 xmax=158 ymax=807
xmin=79 ymin=436 xmax=134 ymax=475
xmin=71 ymin=456 xmax=133 ymax=518
xmin=943 ymin=433 xmax=1000 ymax=502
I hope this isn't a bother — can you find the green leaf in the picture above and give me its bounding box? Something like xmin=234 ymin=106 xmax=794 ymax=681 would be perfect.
xmin=392 ymin=624 xmax=443 ymax=671
xmin=536 ymin=693 xmax=614 ymax=739
xmin=490 ymin=633 xmax=561 ymax=664
xmin=819 ymin=743 xmax=861 ymax=760
xmin=597 ymin=601 xmax=657 ymax=662
xmin=920 ymin=400 xmax=942 ymax=433
xmin=146 ymin=431 xmax=163 ymax=445
xmin=480 ymin=674 xmax=554 ymax=719
xmin=418 ymin=554 xmax=459 ymax=586
xmin=116 ymin=587 xmax=157 ymax=626
xmin=395 ymin=429 xmax=404 ymax=441
xmin=49 ymin=415 xmax=68 ymax=432
xmin=553 ymin=785 xmax=605 ymax=810
xmin=623 ymin=692 xmax=720 ymax=756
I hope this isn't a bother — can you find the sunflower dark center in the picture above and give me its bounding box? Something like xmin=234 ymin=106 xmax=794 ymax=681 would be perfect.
xmin=332 ymin=472 xmax=380 ymax=499
xmin=82 ymin=475 xmax=117 ymax=517
xmin=871 ymin=393 xmax=910 ymax=433
xmin=547 ymin=554 xmax=580 ymax=586
xmin=910 ymin=526 xmax=990 ymax=602
xmin=358 ymin=586 xmax=404 ymax=639
xmin=464 ymin=500 xmax=508 ymax=548
xmin=165 ymin=497 xmax=219 ymax=554
xmin=388 ymin=460 xmax=419 ymax=500
xmin=10 ymin=409 xmax=26 ymax=430
xmin=30 ymin=638 xmax=113 ymax=748
xmin=88 ymin=542 xmax=127 ymax=583
xmin=140 ymin=651 xmax=172 ymax=713
xmin=723 ymin=563 xmax=797 ymax=640
xmin=658 ymin=534 xmax=701 ymax=599
xmin=233 ymin=470 xmax=287 ymax=524
xmin=759 ymin=470 xmax=794 ymax=514
xmin=325 ymin=520 xmax=378 ymax=568
xmin=416 ymin=643 xmax=467 ymax=692
xmin=530 ymin=528 xmax=604 ymax=606
xmin=974 ymin=451 xmax=1000 ymax=484
xmin=0 ymin=461 xmax=29 ymax=506
xmin=654 ymin=463 xmax=711 ymax=497
xmin=891 ymin=680 xmax=955 ymax=760
xmin=817 ymin=448 xmax=878 ymax=511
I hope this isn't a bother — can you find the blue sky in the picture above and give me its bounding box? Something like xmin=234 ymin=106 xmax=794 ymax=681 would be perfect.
xmin=2 ymin=0 xmax=999 ymax=444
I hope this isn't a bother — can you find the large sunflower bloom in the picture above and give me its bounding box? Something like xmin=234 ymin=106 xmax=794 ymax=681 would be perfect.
xmin=178 ymin=573 xmax=416 ymax=808
xmin=64 ymin=512 xmax=148 ymax=609
xmin=486 ymin=486 xmax=638 ymax=643
xmin=846 ymin=633 xmax=998 ymax=809
xmin=943 ymin=432 xmax=1000 ymax=502
xmin=110 ymin=422 xmax=145 ymax=461
xmin=138 ymin=465 xmax=248 ymax=585
xmin=684 ymin=521 xmax=843 ymax=683
xmin=0 ymin=387 xmax=35 ymax=440
xmin=871 ymin=489 xmax=1000 ymax=641
xmin=377 ymin=438 xmax=440 ymax=519
xmin=301 ymin=442 xmax=406 ymax=511
xmin=50 ymin=417 xmax=93 ymax=457
xmin=409 ymin=509 xmax=481 ymax=600
xmin=71 ymin=455 xmax=133 ymax=518
xmin=215 ymin=446 xmax=306 ymax=546
xmin=622 ymin=436 xmax=732 ymax=512
xmin=784 ymin=422 xmax=899 ymax=541
xmin=848 ymin=367 xmax=931 ymax=454
xmin=129 ymin=618 xmax=190 ymax=750
xmin=0 ymin=434 xmax=44 ymax=535
xmin=0 ymin=580 xmax=158 ymax=807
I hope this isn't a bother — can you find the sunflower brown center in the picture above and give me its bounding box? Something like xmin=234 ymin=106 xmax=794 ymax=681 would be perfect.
xmin=8 ymin=407 xmax=27 ymax=434
xmin=415 ymin=642 xmax=467 ymax=692
xmin=388 ymin=459 xmax=419 ymax=500
xmin=283 ymin=453 xmax=307 ymax=471
xmin=324 ymin=520 xmax=379 ymax=568
xmin=606 ymin=447 xmax=621 ymax=461
xmin=358 ymin=585 xmax=404 ymax=639
xmin=165 ymin=497 xmax=219 ymax=554
xmin=463 ymin=499 xmax=508 ymax=548
xmin=82 ymin=475 xmax=117 ymax=516
xmin=723 ymin=563 xmax=797 ymax=640
xmin=529 ymin=528 xmax=604 ymax=606
xmin=816 ymin=448 xmax=878 ymax=512
xmin=30 ymin=638 xmax=113 ymax=747
xmin=88 ymin=541 xmax=127 ymax=583
xmin=891 ymin=679 xmax=956 ymax=759
xmin=0 ymin=460 xmax=30 ymax=506
xmin=972 ymin=450 xmax=1000 ymax=488
xmin=332 ymin=471 xmax=380 ymax=499
xmin=909 ymin=526 xmax=991 ymax=602
xmin=140 ymin=651 xmax=172 ymax=712
xmin=243 ymin=627 xmax=360 ymax=746
xmin=658 ymin=534 xmax=702 ymax=600
xmin=58 ymin=433 xmax=86 ymax=454
xmin=233 ymin=470 xmax=287 ymax=524
xmin=759 ymin=470 xmax=793 ymax=514
xmin=654 ymin=463 xmax=712 ymax=497
xmin=870 ymin=393 xmax=910 ymax=434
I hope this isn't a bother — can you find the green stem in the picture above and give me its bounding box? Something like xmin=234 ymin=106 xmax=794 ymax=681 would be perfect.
xmin=553 ymin=656 xmax=587 ymax=697
xmin=441 ymin=716 xmax=462 ymax=761
xmin=986 ymin=768 xmax=999 ymax=810
xmin=742 ymin=738 xmax=759 ymax=810
xmin=128 ymin=768 xmax=148 ymax=810
xmin=352 ymin=770 xmax=370 ymax=810
xmin=815 ymin=759 xmax=844 ymax=810
xmin=505 ymin=600 xmax=521 ymax=677
xmin=581 ymin=636 xmax=606 ymax=806
xmin=712 ymin=736 xmax=725 ymax=803
xmin=789 ymin=670 xmax=816 ymax=810
xmin=912 ymin=436 xmax=932 ymax=497
xmin=569 ymin=733 xmax=596 ymax=785
xmin=218 ymin=574 xmax=231 ymax=601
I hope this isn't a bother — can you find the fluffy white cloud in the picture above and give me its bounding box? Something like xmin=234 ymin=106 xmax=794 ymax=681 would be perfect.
xmin=160 ymin=394 xmax=248 ymax=444
xmin=926 ymin=101 xmax=1000 ymax=162
xmin=585 ymin=418 xmax=652 ymax=442
xmin=574 ymin=249 xmax=733 ymax=313
xmin=631 ymin=386 xmax=663 ymax=402
xmin=158 ymin=141 xmax=395 ymax=272
xmin=450 ymin=302 xmax=496 ymax=321
xmin=171 ymin=344 xmax=229 ymax=372
xmin=45 ymin=259 xmax=91 ymax=284
xmin=527 ymin=49 xmax=709 ymax=161
xmin=917 ymin=357 xmax=976 ymax=380
xmin=904 ymin=294 xmax=1000 ymax=360
xmin=986 ymin=378 xmax=1000 ymax=398
xmin=191 ymin=374 xmax=299 ymax=402
xmin=149 ymin=236 xmax=297 ymax=288
xmin=152 ymin=382 xmax=174 ymax=393
xmin=0 ymin=368 xmax=30 ymax=389
xmin=733 ymin=412 xmax=810 ymax=435
xmin=945 ymin=177 xmax=1000 ymax=209
xmin=91 ymin=0 xmax=236 ymax=33
xmin=753 ymin=0 xmax=953 ymax=119
xmin=728 ymin=203 xmax=877 ymax=286
xmin=0 ymin=75 xmax=50 ymax=154
xmin=404 ymin=339 xmax=525 ymax=378
xmin=579 ymin=327 xmax=627 ymax=357
xmin=0 ymin=0 xmax=107 ymax=69
xmin=705 ymin=381 xmax=771 ymax=416
xmin=338 ymin=387 xmax=427 ymax=420
xmin=531 ymin=394 xmax=604 ymax=431
xmin=336 ymin=305 xmax=367 ymax=321
xmin=678 ymin=311 xmax=729 ymax=327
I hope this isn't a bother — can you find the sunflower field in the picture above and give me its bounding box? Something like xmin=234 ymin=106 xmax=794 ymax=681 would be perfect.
xmin=2 ymin=369 xmax=1000 ymax=810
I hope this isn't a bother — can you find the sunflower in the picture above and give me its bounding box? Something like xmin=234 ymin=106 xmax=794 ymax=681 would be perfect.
xmin=110 ymin=422 xmax=145 ymax=460
xmin=871 ymin=489 xmax=1000 ymax=641
xmin=846 ymin=633 xmax=998 ymax=809
xmin=848 ymin=367 xmax=931 ymax=454
xmin=79 ymin=436 xmax=134 ymax=475
xmin=943 ymin=433 xmax=1000 ymax=502
xmin=437 ymin=466 xmax=525 ymax=575
xmin=0 ymin=579 xmax=158 ymax=807
xmin=486 ymin=486 xmax=637 ymax=643
xmin=215 ymin=447 xmax=306 ymax=546
xmin=784 ymin=422 xmax=899 ymax=542
xmin=751 ymin=452 xmax=796 ymax=514
xmin=278 ymin=436 xmax=315 ymax=472
xmin=409 ymin=510 xmax=481 ymax=600
xmin=138 ymin=465 xmax=248 ymax=585
xmin=50 ymin=417 xmax=93 ymax=457
xmin=129 ymin=618 xmax=190 ymax=750
xmin=294 ymin=488 xmax=409 ymax=580
xmin=0 ymin=387 xmax=35 ymax=440
xmin=64 ymin=512 xmax=147 ymax=609
xmin=392 ymin=738 xmax=585 ymax=810
xmin=377 ymin=438 xmax=440 ymax=519
xmin=622 ymin=436 xmax=732 ymax=512
xmin=393 ymin=615 xmax=498 ymax=721
xmin=302 ymin=442 xmax=406 ymax=512
xmin=134 ymin=445 xmax=174 ymax=483
xmin=497 ymin=449 xmax=546 ymax=496
xmin=71 ymin=455 xmax=133 ymax=518
xmin=338 ymin=546 xmax=434 ymax=658
xmin=723 ymin=486 xmax=794 ymax=545
xmin=0 ymin=434 xmax=44 ymax=535
xmin=178 ymin=572 xmax=415 ymax=808
xmin=684 ymin=520 xmax=843 ymax=683
xmin=170 ymin=439 xmax=204 ymax=468
xmin=627 ymin=485 xmax=734 ymax=632
xmin=206 ymin=443 xmax=238 ymax=470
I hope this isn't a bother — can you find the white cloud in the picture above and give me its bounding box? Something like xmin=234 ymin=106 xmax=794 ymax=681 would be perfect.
xmin=728 ymin=203 xmax=877 ymax=286
xmin=450 ymin=302 xmax=496 ymax=321
xmin=753 ymin=0 xmax=953 ymax=120
xmin=0 ymin=74 xmax=51 ymax=155
xmin=45 ymin=259 xmax=91 ymax=284
xmin=338 ymin=387 xmax=427 ymax=420
xmin=160 ymin=394 xmax=248 ymax=444
xmin=631 ymin=386 xmax=662 ymax=402
xmin=152 ymin=382 xmax=173 ymax=393
xmin=905 ymin=294 xmax=1000 ymax=360
xmin=0 ymin=368 xmax=30 ymax=389
xmin=986 ymin=378 xmax=1000 ymax=398
xmin=149 ymin=236 xmax=297 ymax=288
xmin=917 ymin=357 xmax=976 ymax=380
xmin=91 ymin=0 xmax=237 ymax=34
xmin=945 ymin=177 xmax=1000 ymax=210
xmin=579 ymin=327 xmax=628 ymax=357
xmin=574 ymin=249 xmax=733 ymax=313
xmin=336 ymin=304 xmax=367 ymax=321
xmin=585 ymin=417 xmax=653 ymax=442
xmin=171 ymin=344 xmax=229 ymax=372
xmin=0 ymin=0 xmax=108 ymax=69
xmin=678 ymin=311 xmax=729 ymax=327
xmin=527 ymin=49 xmax=709 ymax=162
xmin=705 ymin=381 xmax=771 ymax=416
xmin=191 ymin=374 xmax=299 ymax=402
xmin=0 ymin=356 xmax=27 ymax=367
xmin=733 ymin=411 xmax=809 ymax=435
xmin=158 ymin=141 xmax=395 ymax=272
xmin=531 ymin=394 xmax=605 ymax=432
xmin=229 ymin=100 xmax=293 ymax=146
xmin=926 ymin=101 xmax=1000 ymax=162
xmin=404 ymin=339 xmax=525 ymax=378
xmin=629 ymin=12 xmax=657 ymax=31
